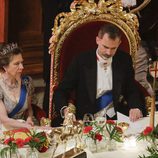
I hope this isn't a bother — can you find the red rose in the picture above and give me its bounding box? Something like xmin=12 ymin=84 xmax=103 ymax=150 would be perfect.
xmin=106 ymin=120 xmax=115 ymax=124
xmin=4 ymin=137 xmax=15 ymax=145
xmin=40 ymin=131 xmax=47 ymax=138
xmin=15 ymin=138 xmax=25 ymax=148
xmin=143 ymin=126 xmax=153 ymax=136
xmin=38 ymin=146 xmax=49 ymax=153
xmin=83 ymin=126 xmax=93 ymax=133
xmin=95 ymin=133 xmax=102 ymax=141
xmin=24 ymin=136 xmax=32 ymax=143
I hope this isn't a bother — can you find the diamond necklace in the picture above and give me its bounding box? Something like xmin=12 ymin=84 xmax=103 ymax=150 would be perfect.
xmin=2 ymin=75 xmax=19 ymax=90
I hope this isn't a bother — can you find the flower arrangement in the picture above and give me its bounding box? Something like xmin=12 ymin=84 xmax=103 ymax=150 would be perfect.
xmin=0 ymin=128 xmax=50 ymax=158
xmin=137 ymin=125 xmax=158 ymax=145
xmin=83 ymin=120 xmax=123 ymax=143
xmin=138 ymin=146 xmax=158 ymax=158
xmin=82 ymin=119 xmax=123 ymax=152
xmin=83 ymin=121 xmax=104 ymax=152
xmin=83 ymin=123 xmax=103 ymax=143
xmin=137 ymin=124 xmax=158 ymax=158
xmin=0 ymin=137 xmax=20 ymax=157
xmin=105 ymin=120 xmax=123 ymax=142
xmin=24 ymin=130 xmax=49 ymax=152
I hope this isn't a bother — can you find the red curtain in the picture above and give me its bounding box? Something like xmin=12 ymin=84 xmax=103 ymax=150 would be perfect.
xmin=0 ymin=0 xmax=8 ymax=43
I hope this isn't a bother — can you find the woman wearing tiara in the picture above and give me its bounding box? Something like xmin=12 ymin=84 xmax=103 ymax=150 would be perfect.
xmin=0 ymin=43 xmax=36 ymax=130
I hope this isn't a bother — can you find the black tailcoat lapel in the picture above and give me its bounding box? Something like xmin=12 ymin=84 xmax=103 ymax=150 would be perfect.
xmin=112 ymin=52 xmax=124 ymax=107
xmin=84 ymin=51 xmax=97 ymax=105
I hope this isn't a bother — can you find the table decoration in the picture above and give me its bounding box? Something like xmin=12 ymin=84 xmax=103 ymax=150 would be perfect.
xmin=137 ymin=124 xmax=158 ymax=158
xmin=83 ymin=121 xmax=104 ymax=153
xmin=0 ymin=128 xmax=51 ymax=158
xmin=0 ymin=137 xmax=21 ymax=158
xmin=24 ymin=130 xmax=49 ymax=157
xmin=83 ymin=119 xmax=123 ymax=152
xmin=137 ymin=125 xmax=158 ymax=148
xmin=105 ymin=120 xmax=123 ymax=151
xmin=55 ymin=148 xmax=87 ymax=158
xmin=118 ymin=122 xmax=129 ymax=132
xmin=138 ymin=146 xmax=158 ymax=158
xmin=0 ymin=128 xmax=29 ymax=158
xmin=52 ymin=122 xmax=87 ymax=158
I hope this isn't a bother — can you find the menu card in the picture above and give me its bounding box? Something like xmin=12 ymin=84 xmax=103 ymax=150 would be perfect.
xmin=117 ymin=112 xmax=150 ymax=135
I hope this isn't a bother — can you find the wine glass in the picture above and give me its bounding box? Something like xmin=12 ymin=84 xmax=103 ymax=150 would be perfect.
xmin=95 ymin=116 xmax=106 ymax=127
xmin=83 ymin=113 xmax=94 ymax=126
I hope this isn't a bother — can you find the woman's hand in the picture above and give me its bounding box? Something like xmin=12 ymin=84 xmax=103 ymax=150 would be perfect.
xmin=26 ymin=116 xmax=34 ymax=126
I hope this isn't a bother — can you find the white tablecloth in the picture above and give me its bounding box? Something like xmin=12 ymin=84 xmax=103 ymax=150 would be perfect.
xmin=51 ymin=112 xmax=158 ymax=158
xmin=39 ymin=139 xmax=149 ymax=158
xmin=85 ymin=143 xmax=148 ymax=158
xmin=1 ymin=112 xmax=158 ymax=158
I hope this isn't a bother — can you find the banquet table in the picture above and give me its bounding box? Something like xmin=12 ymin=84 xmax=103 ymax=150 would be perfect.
xmin=39 ymin=112 xmax=158 ymax=158
xmin=1 ymin=112 xmax=158 ymax=158
xmin=39 ymin=139 xmax=148 ymax=158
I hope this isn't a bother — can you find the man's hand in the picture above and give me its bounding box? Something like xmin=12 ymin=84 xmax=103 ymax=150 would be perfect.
xmin=129 ymin=108 xmax=143 ymax=122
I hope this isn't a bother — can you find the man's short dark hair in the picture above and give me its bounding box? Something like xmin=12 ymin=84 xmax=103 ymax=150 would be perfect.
xmin=98 ymin=23 xmax=122 ymax=40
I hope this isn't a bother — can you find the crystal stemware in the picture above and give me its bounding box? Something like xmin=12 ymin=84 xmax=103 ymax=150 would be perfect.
xmin=83 ymin=113 xmax=94 ymax=126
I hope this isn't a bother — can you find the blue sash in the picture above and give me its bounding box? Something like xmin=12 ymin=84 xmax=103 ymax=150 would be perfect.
xmin=8 ymin=76 xmax=28 ymax=118
xmin=97 ymin=91 xmax=113 ymax=111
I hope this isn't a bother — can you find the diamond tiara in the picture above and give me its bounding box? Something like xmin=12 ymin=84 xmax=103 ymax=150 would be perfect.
xmin=0 ymin=43 xmax=19 ymax=56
